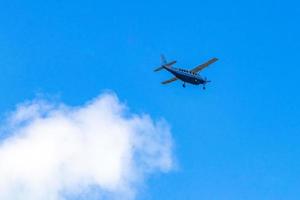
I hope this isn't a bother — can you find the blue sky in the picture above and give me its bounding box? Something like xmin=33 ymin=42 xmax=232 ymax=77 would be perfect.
xmin=0 ymin=0 xmax=300 ymax=199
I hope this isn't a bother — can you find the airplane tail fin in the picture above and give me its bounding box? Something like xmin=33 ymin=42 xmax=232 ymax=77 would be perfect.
xmin=154 ymin=54 xmax=176 ymax=72
xmin=161 ymin=54 xmax=167 ymax=65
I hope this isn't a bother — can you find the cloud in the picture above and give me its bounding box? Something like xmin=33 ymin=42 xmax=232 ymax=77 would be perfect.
xmin=0 ymin=92 xmax=174 ymax=200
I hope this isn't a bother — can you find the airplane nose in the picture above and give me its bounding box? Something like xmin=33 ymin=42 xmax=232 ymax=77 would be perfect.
xmin=204 ymin=77 xmax=211 ymax=83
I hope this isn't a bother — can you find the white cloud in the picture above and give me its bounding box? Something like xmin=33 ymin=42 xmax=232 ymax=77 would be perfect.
xmin=0 ymin=92 xmax=174 ymax=200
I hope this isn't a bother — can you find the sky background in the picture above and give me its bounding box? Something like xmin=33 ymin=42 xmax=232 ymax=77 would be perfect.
xmin=0 ymin=0 xmax=300 ymax=199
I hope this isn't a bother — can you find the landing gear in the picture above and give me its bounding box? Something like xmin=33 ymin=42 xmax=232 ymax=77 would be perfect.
xmin=182 ymin=83 xmax=186 ymax=88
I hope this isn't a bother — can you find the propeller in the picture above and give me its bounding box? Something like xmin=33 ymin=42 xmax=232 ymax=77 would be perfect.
xmin=204 ymin=77 xmax=211 ymax=83
xmin=202 ymin=77 xmax=211 ymax=90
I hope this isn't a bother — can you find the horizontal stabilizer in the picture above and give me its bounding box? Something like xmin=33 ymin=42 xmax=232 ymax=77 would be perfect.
xmin=165 ymin=60 xmax=177 ymax=66
xmin=154 ymin=66 xmax=164 ymax=72
xmin=153 ymin=60 xmax=177 ymax=72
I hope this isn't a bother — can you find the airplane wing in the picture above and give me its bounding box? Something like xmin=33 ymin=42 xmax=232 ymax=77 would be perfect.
xmin=161 ymin=77 xmax=178 ymax=84
xmin=190 ymin=58 xmax=218 ymax=73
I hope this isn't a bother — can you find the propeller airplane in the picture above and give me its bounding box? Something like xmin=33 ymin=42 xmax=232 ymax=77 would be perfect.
xmin=154 ymin=55 xmax=218 ymax=89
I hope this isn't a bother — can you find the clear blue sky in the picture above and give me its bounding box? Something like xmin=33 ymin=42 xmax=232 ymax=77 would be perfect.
xmin=0 ymin=0 xmax=300 ymax=199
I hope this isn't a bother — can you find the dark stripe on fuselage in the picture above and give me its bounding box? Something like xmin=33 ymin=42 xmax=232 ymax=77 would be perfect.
xmin=164 ymin=67 xmax=205 ymax=85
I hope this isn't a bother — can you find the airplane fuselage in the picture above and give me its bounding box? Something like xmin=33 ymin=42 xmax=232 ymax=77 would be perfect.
xmin=164 ymin=66 xmax=205 ymax=85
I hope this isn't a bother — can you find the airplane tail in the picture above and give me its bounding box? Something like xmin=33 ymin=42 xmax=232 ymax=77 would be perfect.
xmin=154 ymin=54 xmax=176 ymax=72
xmin=160 ymin=54 xmax=167 ymax=65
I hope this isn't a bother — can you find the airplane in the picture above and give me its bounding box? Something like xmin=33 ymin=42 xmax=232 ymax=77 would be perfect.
xmin=154 ymin=55 xmax=218 ymax=89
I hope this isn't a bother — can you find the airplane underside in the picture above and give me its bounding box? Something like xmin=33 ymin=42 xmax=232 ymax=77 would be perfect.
xmin=176 ymin=75 xmax=203 ymax=85
xmin=171 ymin=72 xmax=205 ymax=85
xmin=172 ymin=73 xmax=208 ymax=89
